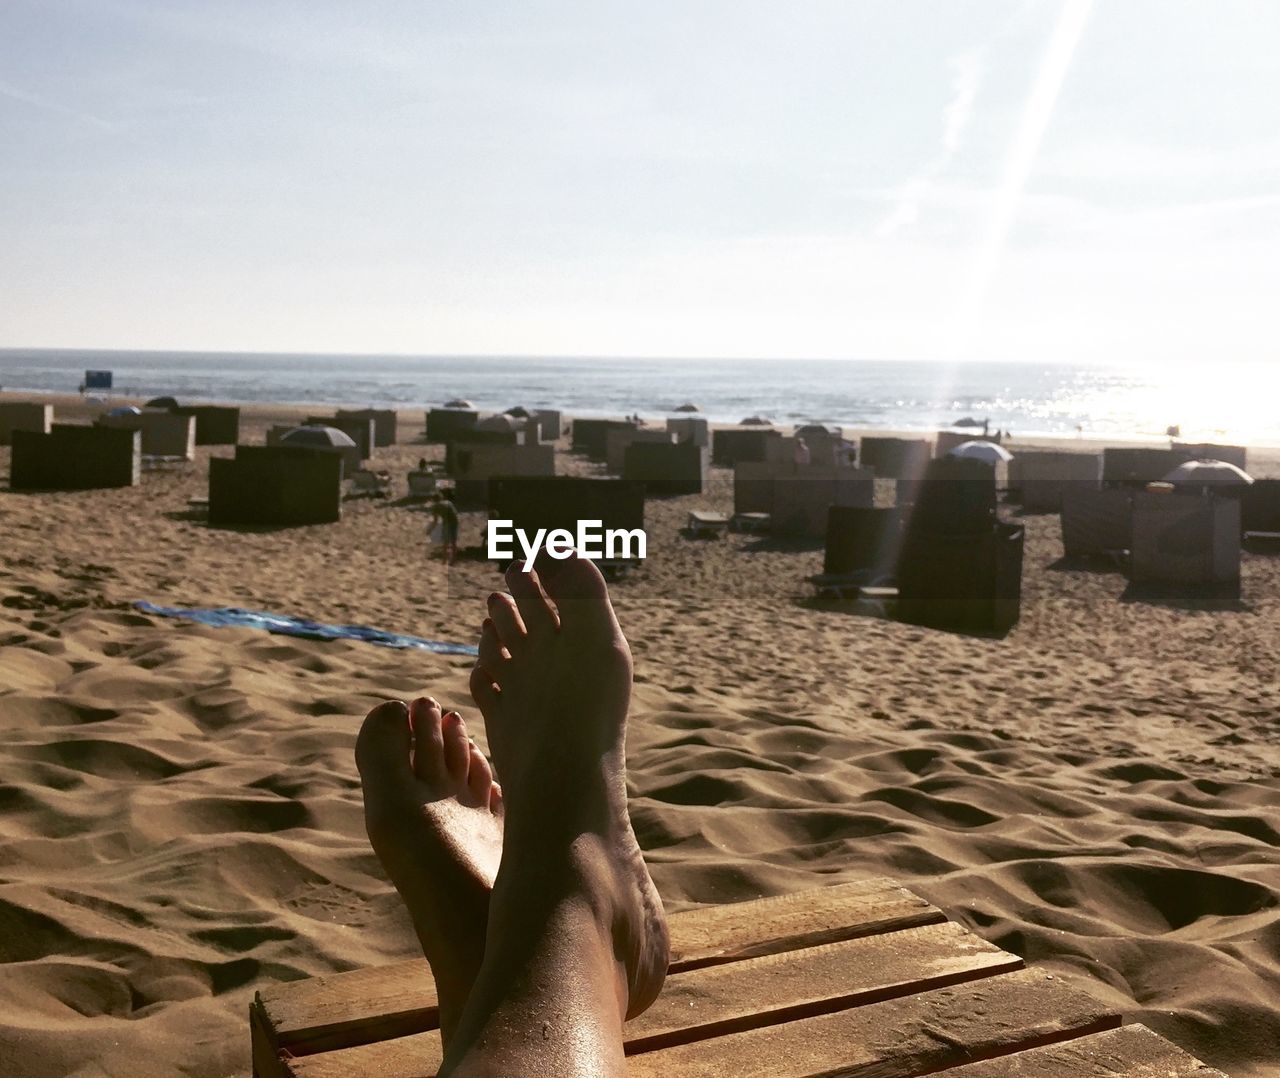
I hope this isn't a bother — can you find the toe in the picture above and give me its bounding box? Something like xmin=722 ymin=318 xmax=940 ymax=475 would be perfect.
xmin=409 ymin=697 xmax=449 ymax=785
xmin=538 ymin=552 xmax=620 ymax=637
xmin=486 ymin=592 xmax=527 ymax=653
xmin=504 ymin=564 xmax=559 ymax=635
xmin=355 ymin=699 xmax=416 ymax=793
xmin=469 ymin=665 xmax=500 ymax=716
xmin=477 ymin=619 xmax=509 ymax=680
xmin=489 ymin=782 xmax=503 ymax=816
xmin=466 ymin=742 xmax=493 ymax=806
xmin=442 ymin=711 xmax=471 ymax=782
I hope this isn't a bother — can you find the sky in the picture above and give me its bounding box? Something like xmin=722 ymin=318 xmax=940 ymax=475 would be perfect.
xmin=1 ymin=0 xmax=1278 ymax=364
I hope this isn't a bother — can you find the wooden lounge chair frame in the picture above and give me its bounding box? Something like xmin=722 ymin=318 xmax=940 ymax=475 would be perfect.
xmin=251 ymin=877 xmax=1224 ymax=1077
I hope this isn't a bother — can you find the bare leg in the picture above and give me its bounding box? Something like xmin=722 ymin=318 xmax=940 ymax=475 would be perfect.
xmin=443 ymin=554 xmax=669 ymax=1077
xmin=356 ymin=696 xmax=503 ymax=1044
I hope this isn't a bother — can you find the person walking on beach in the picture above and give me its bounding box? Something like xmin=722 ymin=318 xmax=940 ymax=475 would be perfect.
xmin=426 ymin=491 xmax=460 ymax=566
xmin=355 ymin=552 xmax=668 ymax=1074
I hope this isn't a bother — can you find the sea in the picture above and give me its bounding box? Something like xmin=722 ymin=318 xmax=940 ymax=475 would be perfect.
xmin=1 ymin=349 xmax=1275 ymax=445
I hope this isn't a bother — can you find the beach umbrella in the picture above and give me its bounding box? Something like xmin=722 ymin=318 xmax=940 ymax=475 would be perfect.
xmin=444 ymin=398 xmax=474 ymax=409
xmin=1163 ymin=459 xmax=1253 ymax=488
xmin=107 ymin=405 xmax=142 ymax=418
xmin=673 ymin=402 xmax=700 ymax=413
xmin=281 ymin=425 xmax=358 ymax=449
xmin=477 ymin=413 xmax=519 ymax=432
xmin=739 ymin=415 xmax=770 ymax=426
xmin=795 ymin=424 xmax=833 ymax=439
xmin=504 ymin=405 xmax=531 ymax=418
xmin=947 ymin=440 xmax=1013 ymax=465
xmin=145 ymin=396 xmax=180 ymax=410
xmin=952 ymin=416 xmax=985 ymax=428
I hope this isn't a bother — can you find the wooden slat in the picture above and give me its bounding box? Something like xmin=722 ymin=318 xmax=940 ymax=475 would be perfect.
xmin=626 ymin=969 xmax=1118 ymax=1077
xmin=282 ymin=920 xmax=1021 ymax=1078
xmin=255 ymin=876 xmax=941 ymax=1057
xmin=936 ymin=1023 xmax=1227 ymax=1076
xmin=251 ymin=1001 xmax=289 ymax=1078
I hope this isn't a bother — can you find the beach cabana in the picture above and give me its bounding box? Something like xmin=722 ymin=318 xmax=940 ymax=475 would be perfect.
xmin=10 ymin=424 xmax=141 ymax=490
xmin=623 ymin=441 xmax=709 ymax=496
xmin=425 ymin=407 xmax=480 ymax=443
xmin=822 ymin=505 xmax=904 ymax=579
xmin=0 ymin=402 xmax=53 ymax=445
xmin=97 ymin=407 xmax=196 ymax=459
xmin=1061 ymin=486 xmax=1134 ymax=558
xmin=606 ymin=428 xmax=676 ymax=474
xmin=1010 ymin=450 xmax=1103 ymax=513
xmin=666 ymin=416 xmax=709 ymax=447
xmin=571 ymin=418 xmax=635 ymax=460
xmin=447 ymin=443 xmax=555 ymax=508
xmin=209 ymin=445 xmax=342 ymax=526
xmin=713 ymin=427 xmax=781 ymax=466
xmin=335 ymin=408 xmax=398 ymax=447
xmin=1129 ymin=490 xmax=1241 ymax=586
xmin=165 ymin=404 xmax=240 ymax=445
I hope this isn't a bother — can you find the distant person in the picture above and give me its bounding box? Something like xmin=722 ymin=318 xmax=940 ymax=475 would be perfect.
xmin=427 ymin=490 xmax=460 ymax=566
xmin=794 ymin=437 xmax=811 ymax=466
xmin=417 ymin=457 xmax=429 ymax=471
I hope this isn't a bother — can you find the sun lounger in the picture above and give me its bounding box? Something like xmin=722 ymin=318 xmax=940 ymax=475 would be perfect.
xmin=350 ymin=469 xmax=392 ymax=496
xmin=686 ymin=510 xmax=730 ymax=538
xmin=250 ymin=877 xmax=1223 ymax=1077
xmin=731 ymin=511 xmax=771 ymax=533
xmin=406 ymin=471 xmax=439 ymax=499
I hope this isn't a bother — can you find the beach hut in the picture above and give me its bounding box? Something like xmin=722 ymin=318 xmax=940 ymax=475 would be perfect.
xmin=97 ymin=407 xmax=196 ymax=459
xmin=0 ymin=402 xmax=53 ymax=445
xmin=623 ymin=441 xmax=709 ymax=496
xmin=605 ymin=428 xmax=676 ymax=474
xmin=666 ymin=416 xmax=709 ymax=447
xmin=209 ymin=445 xmax=343 ymax=526
xmin=713 ymin=427 xmax=781 ymax=466
xmin=1010 ymin=450 xmax=1103 ymax=513
xmin=425 ymin=408 xmax=480 ymax=443
xmin=1061 ymin=486 xmax=1133 ymax=557
xmin=859 ymin=436 xmax=933 ymax=481
xmin=1129 ymin=491 xmax=1241 ymax=586
xmin=571 ymin=418 xmax=635 ymax=460
xmin=335 ymin=408 xmax=398 ymax=447
xmin=1243 ymin=479 xmax=1280 ymax=536
xmin=487 ymin=477 xmax=645 ymax=561
xmin=448 ymin=443 xmax=556 ymax=508
xmin=10 ymin=424 xmax=141 ymax=490
xmin=823 ymin=506 xmax=904 ymax=578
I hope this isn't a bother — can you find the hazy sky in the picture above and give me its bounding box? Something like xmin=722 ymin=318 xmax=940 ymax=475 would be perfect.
xmin=2 ymin=1 xmax=1277 ymax=362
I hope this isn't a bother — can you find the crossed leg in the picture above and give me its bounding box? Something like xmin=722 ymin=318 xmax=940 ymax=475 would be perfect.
xmin=357 ymin=553 xmax=668 ymax=1075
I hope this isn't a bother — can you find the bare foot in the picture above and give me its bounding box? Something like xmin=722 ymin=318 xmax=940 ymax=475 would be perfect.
xmin=470 ymin=553 xmax=669 ymax=1020
xmin=356 ymin=696 xmax=503 ymax=1042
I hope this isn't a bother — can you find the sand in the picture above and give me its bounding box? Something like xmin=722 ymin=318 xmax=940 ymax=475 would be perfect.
xmin=0 ymin=394 xmax=1277 ymax=1076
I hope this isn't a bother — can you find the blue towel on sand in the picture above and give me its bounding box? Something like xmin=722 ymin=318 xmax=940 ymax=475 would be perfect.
xmin=134 ymin=602 xmax=479 ymax=656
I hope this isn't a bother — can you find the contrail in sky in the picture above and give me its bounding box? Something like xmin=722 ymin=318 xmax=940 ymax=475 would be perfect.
xmin=952 ymin=0 xmax=1095 ymax=351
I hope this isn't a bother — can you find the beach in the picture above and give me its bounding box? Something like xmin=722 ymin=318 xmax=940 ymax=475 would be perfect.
xmin=1 ymin=394 xmax=1278 ymax=1076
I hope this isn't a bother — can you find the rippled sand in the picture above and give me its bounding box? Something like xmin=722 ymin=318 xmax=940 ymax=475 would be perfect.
xmin=0 ymin=398 xmax=1277 ymax=1075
